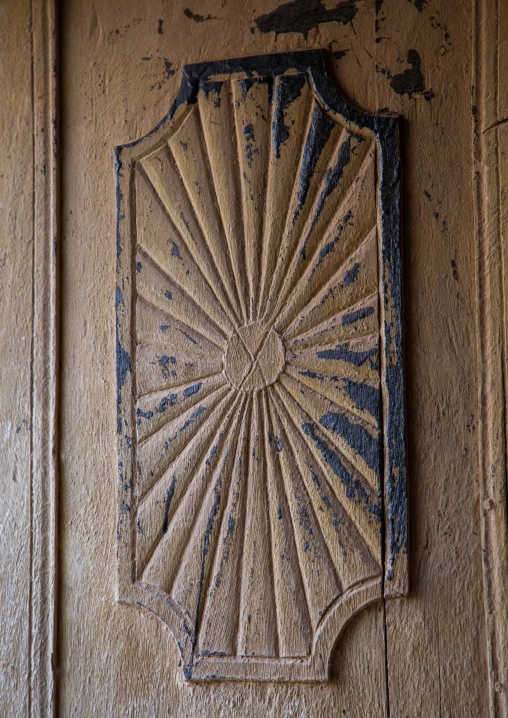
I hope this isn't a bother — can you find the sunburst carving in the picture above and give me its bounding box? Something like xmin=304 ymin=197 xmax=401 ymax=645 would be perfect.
xmin=115 ymin=51 xmax=407 ymax=682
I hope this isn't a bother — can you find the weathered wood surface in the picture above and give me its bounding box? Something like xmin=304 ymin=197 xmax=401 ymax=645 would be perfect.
xmin=0 ymin=1 xmax=34 ymax=714
xmin=2 ymin=0 xmax=507 ymax=715
xmin=115 ymin=52 xmax=406 ymax=683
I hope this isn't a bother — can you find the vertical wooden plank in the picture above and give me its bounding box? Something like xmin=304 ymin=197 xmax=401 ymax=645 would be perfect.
xmin=30 ymin=0 xmax=59 ymax=715
xmin=0 ymin=1 xmax=34 ymax=714
xmin=375 ymin=0 xmax=490 ymax=715
xmin=57 ymin=0 xmax=390 ymax=714
xmin=474 ymin=0 xmax=508 ymax=713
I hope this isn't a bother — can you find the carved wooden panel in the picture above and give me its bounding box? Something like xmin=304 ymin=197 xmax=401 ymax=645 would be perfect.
xmin=115 ymin=50 xmax=407 ymax=682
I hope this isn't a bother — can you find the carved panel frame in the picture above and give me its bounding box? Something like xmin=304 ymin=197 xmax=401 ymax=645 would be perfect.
xmin=115 ymin=50 xmax=408 ymax=682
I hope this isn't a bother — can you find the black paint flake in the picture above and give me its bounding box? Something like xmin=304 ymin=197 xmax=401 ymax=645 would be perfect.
xmin=254 ymin=0 xmax=358 ymax=39
xmin=389 ymin=50 xmax=434 ymax=100
xmin=184 ymin=8 xmax=216 ymax=23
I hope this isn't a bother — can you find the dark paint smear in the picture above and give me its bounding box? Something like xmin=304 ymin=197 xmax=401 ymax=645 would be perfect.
xmin=275 ymin=436 xmax=283 ymax=452
xmin=136 ymin=261 xmax=142 ymax=272
xmin=183 ymin=7 xmax=216 ymax=22
xmin=343 ymin=379 xmax=380 ymax=424
xmin=162 ymin=476 xmax=177 ymax=534
xmin=300 ymin=135 xmax=353 ymax=261
xmin=302 ymin=423 xmax=380 ymax=519
xmin=344 ymin=262 xmax=360 ymax=286
xmin=254 ymin=0 xmax=358 ymax=39
xmin=165 ymin=290 xmax=173 ymax=300
xmin=116 ymin=49 xmax=407 ymax=577
xmin=342 ymin=305 xmax=374 ymax=326
xmin=390 ymin=50 xmax=433 ymax=99
xmin=183 ymin=382 xmax=202 ymax=398
xmin=272 ymin=74 xmax=306 ymax=158
xmin=319 ymin=411 xmax=380 ymax=479
xmin=296 ymin=107 xmax=335 ymax=216
xmin=317 ymin=344 xmax=378 ymax=370
xmin=171 ymin=242 xmax=182 ymax=259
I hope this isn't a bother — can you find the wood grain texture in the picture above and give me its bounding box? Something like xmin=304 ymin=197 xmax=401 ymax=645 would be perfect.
xmin=0 ymin=1 xmax=34 ymax=714
xmin=44 ymin=0 xmax=504 ymax=714
xmin=473 ymin=0 xmax=508 ymax=713
xmin=30 ymin=1 xmax=59 ymax=714
xmin=375 ymin=1 xmax=491 ymax=716
xmin=115 ymin=54 xmax=407 ymax=682
xmin=0 ymin=0 xmax=59 ymax=716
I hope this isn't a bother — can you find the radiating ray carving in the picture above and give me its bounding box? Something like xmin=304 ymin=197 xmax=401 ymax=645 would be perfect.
xmin=116 ymin=50 xmax=407 ymax=683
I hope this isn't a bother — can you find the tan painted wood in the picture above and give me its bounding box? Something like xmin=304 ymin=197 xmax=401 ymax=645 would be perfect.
xmin=2 ymin=0 xmax=508 ymax=715
xmin=0 ymin=1 xmax=34 ymax=714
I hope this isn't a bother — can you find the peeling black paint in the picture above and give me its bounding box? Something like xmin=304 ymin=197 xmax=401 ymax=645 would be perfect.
xmin=390 ymin=50 xmax=433 ymax=100
xmin=158 ymin=18 xmax=164 ymax=34
xmin=343 ymin=379 xmax=379 ymax=424
xmin=254 ymin=0 xmax=358 ymax=39
xmin=136 ymin=408 xmax=154 ymax=422
xmin=183 ymin=7 xmax=216 ymax=22
xmin=296 ymin=107 xmax=335 ymax=215
xmin=302 ymin=423 xmax=380 ymax=520
xmin=317 ymin=344 xmax=378 ymax=370
xmin=116 ymin=50 xmax=408 ymax=631
xmin=162 ymin=476 xmax=177 ymax=534
xmin=115 ymin=286 xmax=131 ymax=426
xmin=242 ymin=123 xmax=257 ymax=168
xmin=183 ymin=382 xmax=202 ymax=398
xmin=308 ymin=209 xmax=354 ymax=279
xmin=272 ymin=74 xmax=306 ymax=159
xmin=300 ymin=135 xmax=354 ymax=260
xmin=319 ymin=411 xmax=380 ymax=479
xmin=451 ymin=259 xmax=458 ymax=281
xmin=343 ymin=262 xmax=360 ymax=286
xmin=407 ymin=0 xmax=426 ymax=11
xmin=342 ymin=305 xmax=374 ymax=326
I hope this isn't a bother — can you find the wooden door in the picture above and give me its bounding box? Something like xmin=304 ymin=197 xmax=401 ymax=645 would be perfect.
xmin=2 ymin=0 xmax=508 ymax=716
